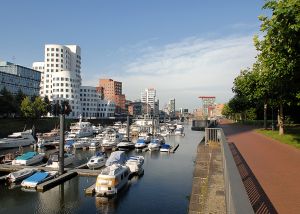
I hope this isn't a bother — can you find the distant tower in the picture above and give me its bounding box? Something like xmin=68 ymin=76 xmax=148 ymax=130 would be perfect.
xmin=141 ymin=88 xmax=159 ymax=115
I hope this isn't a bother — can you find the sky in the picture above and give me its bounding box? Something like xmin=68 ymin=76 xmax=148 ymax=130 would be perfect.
xmin=0 ymin=0 xmax=266 ymax=111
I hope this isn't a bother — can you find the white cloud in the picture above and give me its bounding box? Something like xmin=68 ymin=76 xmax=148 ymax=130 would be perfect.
xmin=124 ymin=35 xmax=256 ymax=110
xmin=83 ymin=35 xmax=257 ymax=111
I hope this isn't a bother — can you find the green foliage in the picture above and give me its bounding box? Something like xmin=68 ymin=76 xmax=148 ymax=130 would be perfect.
xmin=20 ymin=97 xmax=34 ymax=118
xmin=0 ymin=87 xmax=15 ymax=116
xmin=33 ymin=97 xmax=47 ymax=118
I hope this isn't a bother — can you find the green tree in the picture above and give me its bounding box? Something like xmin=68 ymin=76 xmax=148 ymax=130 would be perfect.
xmin=43 ymin=96 xmax=51 ymax=114
xmin=255 ymin=0 xmax=300 ymax=135
xmin=33 ymin=97 xmax=47 ymax=118
xmin=14 ymin=89 xmax=26 ymax=116
xmin=0 ymin=87 xmax=15 ymax=117
xmin=20 ymin=97 xmax=34 ymax=118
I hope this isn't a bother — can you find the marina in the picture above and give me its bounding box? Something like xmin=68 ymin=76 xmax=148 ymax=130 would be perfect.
xmin=0 ymin=123 xmax=201 ymax=214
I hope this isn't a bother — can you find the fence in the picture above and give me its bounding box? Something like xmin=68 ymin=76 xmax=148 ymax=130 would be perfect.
xmin=205 ymin=128 xmax=254 ymax=214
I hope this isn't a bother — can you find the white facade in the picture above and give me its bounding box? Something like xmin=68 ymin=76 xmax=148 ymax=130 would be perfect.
xmin=80 ymin=86 xmax=115 ymax=119
xmin=141 ymin=88 xmax=159 ymax=115
xmin=33 ymin=44 xmax=82 ymax=118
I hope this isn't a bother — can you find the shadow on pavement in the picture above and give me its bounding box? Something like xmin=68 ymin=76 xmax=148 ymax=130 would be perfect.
xmin=229 ymin=142 xmax=278 ymax=214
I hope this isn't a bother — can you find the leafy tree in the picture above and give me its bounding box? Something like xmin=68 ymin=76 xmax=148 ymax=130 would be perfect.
xmin=14 ymin=89 xmax=26 ymax=116
xmin=254 ymin=0 xmax=300 ymax=135
xmin=33 ymin=97 xmax=47 ymax=118
xmin=0 ymin=87 xmax=15 ymax=116
xmin=20 ymin=97 xmax=35 ymax=118
xmin=61 ymin=100 xmax=72 ymax=116
xmin=51 ymin=101 xmax=61 ymax=116
xmin=43 ymin=96 xmax=52 ymax=114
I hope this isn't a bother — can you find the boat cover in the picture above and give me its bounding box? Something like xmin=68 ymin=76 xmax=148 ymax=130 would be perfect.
xmin=105 ymin=151 xmax=126 ymax=166
xmin=136 ymin=139 xmax=145 ymax=144
xmin=24 ymin=172 xmax=49 ymax=183
xmin=161 ymin=144 xmax=171 ymax=149
xmin=16 ymin=152 xmax=37 ymax=160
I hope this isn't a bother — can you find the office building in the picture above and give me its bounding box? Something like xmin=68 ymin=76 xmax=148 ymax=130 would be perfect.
xmin=141 ymin=88 xmax=159 ymax=115
xmin=97 ymin=79 xmax=126 ymax=114
xmin=0 ymin=61 xmax=41 ymax=96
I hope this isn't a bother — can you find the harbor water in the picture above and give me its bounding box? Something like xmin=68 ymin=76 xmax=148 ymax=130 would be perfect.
xmin=0 ymin=125 xmax=204 ymax=214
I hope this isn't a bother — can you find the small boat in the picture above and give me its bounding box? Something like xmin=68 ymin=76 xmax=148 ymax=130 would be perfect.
xmin=6 ymin=168 xmax=37 ymax=183
xmin=87 ymin=152 xmax=107 ymax=169
xmin=68 ymin=115 xmax=94 ymax=138
xmin=105 ymin=151 xmax=127 ymax=166
xmin=125 ymin=156 xmax=144 ymax=175
xmin=73 ymin=138 xmax=90 ymax=149
xmin=117 ymin=139 xmax=135 ymax=150
xmin=174 ymin=124 xmax=184 ymax=136
xmin=0 ymin=130 xmax=35 ymax=149
xmin=21 ymin=171 xmax=57 ymax=189
xmin=89 ymin=140 xmax=101 ymax=149
xmin=160 ymin=144 xmax=172 ymax=152
xmin=37 ymin=140 xmax=59 ymax=149
xmin=148 ymin=139 xmax=161 ymax=151
xmin=134 ymin=139 xmax=147 ymax=149
xmin=95 ymin=163 xmax=130 ymax=197
xmin=102 ymin=131 xmax=122 ymax=150
xmin=46 ymin=152 xmax=74 ymax=168
xmin=64 ymin=139 xmax=75 ymax=150
xmin=12 ymin=152 xmax=45 ymax=166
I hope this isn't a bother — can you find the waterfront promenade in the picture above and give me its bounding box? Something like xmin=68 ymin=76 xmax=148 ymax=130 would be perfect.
xmin=219 ymin=119 xmax=300 ymax=214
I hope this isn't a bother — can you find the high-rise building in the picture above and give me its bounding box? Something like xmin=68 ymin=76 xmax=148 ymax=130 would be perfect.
xmin=141 ymin=88 xmax=159 ymax=115
xmin=33 ymin=44 xmax=82 ymax=118
xmin=168 ymin=99 xmax=176 ymax=118
xmin=98 ymin=79 xmax=125 ymax=114
xmin=0 ymin=61 xmax=41 ymax=96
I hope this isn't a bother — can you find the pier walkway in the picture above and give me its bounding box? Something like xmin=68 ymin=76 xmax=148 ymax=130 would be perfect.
xmin=219 ymin=119 xmax=300 ymax=214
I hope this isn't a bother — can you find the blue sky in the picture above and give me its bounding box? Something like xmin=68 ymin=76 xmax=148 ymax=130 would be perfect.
xmin=0 ymin=0 xmax=266 ymax=111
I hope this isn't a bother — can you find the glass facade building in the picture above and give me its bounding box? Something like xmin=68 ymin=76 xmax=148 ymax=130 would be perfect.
xmin=0 ymin=61 xmax=41 ymax=96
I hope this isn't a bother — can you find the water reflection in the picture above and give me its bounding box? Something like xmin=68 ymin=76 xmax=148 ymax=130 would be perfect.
xmin=0 ymin=124 xmax=204 ymax=214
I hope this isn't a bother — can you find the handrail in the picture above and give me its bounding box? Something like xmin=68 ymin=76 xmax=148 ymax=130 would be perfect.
xmin=205 ymin=128 xmax=254 ymax=214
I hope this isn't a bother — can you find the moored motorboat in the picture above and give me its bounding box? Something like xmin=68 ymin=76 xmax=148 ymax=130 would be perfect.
xmin=125 ymin=156 xmax=144 ymax=175
xmin=148 ymin=139 xmax=161 ymax=151
xmin=6 ymin=168 xmax=37 ymax=183
xmin=87 ymin=152 xmax=107 ymax=169
xmin=12 ymin=152 xmax=45 ymax=166
xmin=46 ymin=152 xmax=74 ymax=168
xmin=134 ymin=139 xmax=147 ymax=149
xmin=95 ymin=163 xmax=130 ymax=197
xmin=73 ymin=138 xmax=90 ymax=149
xmin=89 ymin=140 xmax=101 ymax=149
xmin=117 ymin=139 xmax=135 ymax=150
xmin=21 ymin=171 xmax=58 ymax=189
xmin=0 ymin=130 xmax=35 ymax=149
xmin=160 ymin=144 xmax=172 ymax=152
xmin=68 ymin=116 xmax=93 ymax=138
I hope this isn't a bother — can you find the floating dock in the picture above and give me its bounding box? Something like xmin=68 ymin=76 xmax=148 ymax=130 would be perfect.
xmin=36 ymin=171 xmax=78 ymax=192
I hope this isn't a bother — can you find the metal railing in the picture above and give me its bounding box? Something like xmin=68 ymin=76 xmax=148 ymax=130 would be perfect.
xmin=205 ymin=128 xmax=254 ymax=214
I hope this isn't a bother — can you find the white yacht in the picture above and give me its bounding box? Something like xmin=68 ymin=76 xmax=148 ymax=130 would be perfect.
xmin=37 ymin=128 xmax=60 ymax=148
xmin=117 ymin=139 xmax=135 ymax=150
xmin=12 ymin=152 xmax=45 ymax=166
xmin=125 ymin=156 xmax=144 ymax=175
xmin=0 ymin=130 xmax=35 ymax=149
xmin=95 ymin=164 xmax=130 ymax=196
xmin=68 ymin=116 xmax=93 ymax=138
xmin=89 ymin=140 xmax=101 ymax=149
xmin=87 ymin=152 xmax=107 ymax=169
xmin=73 ymin=138 xmax=90 ymax=149
xmin=46 ymin=152 xmax=74 ymax=168
xmin=148 ymin=139 xmax=161 ymax=151
xmin=102 ymin=130 xmax=122 ymax=150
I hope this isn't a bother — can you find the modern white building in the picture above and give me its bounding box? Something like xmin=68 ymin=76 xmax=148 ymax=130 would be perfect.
xmin=80 ymin=86 xmax=115 ymax=119
xmin=33 ymin=44 xmax=115 ymax=119
xmin=33 ymin=44 xmax=82 ymax=118
xmin=141 ymin=88 xmax=159 ymax=115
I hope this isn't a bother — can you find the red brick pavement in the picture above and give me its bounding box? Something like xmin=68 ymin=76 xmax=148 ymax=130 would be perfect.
xmin=219 ymin=119 xmax=300 ymax=214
